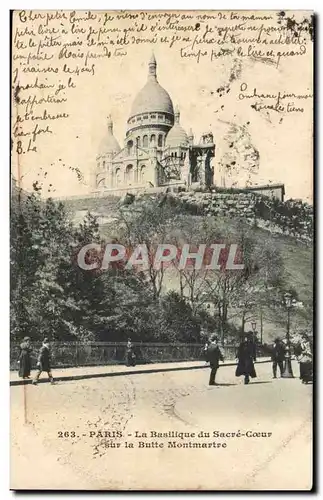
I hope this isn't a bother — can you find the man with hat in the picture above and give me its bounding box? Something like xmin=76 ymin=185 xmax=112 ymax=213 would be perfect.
xmin=126 ymin=338 xmax=136 ymax=367
xmin=271 ymin=337 xmax=286 ymax=378
xmin=32 ymin=338 xmax=55 ymax=385
xmin=205 ymin=335 xmax=224 ymax=385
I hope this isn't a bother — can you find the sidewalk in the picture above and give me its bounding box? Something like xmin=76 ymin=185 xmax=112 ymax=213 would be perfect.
xmin=10 ymin=358 xmax=271 ymax=386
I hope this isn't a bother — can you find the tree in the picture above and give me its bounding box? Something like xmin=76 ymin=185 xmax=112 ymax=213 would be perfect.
xmin=11 ymin=186 xmax=166 ymax=343
xmin=11 ymin=188 xmax=79 ymax=341
xmin=168 ymin=215 xmax=285 ymax=344
xmin=116 ymin=196 xmax=179 ymax=300
xmin=158 ymin=291 xmax=201 ymax=343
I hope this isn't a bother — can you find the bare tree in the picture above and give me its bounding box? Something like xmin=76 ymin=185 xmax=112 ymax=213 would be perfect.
xmin=116 ymin=196 xmax=178 ymax=299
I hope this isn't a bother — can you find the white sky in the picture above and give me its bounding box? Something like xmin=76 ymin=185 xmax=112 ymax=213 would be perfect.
xmin=11 ymin=9 xmax=313 ymax=202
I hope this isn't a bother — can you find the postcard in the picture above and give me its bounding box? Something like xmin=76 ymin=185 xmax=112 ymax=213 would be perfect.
xmin=10 ymin=10 xmax=313 ymax=490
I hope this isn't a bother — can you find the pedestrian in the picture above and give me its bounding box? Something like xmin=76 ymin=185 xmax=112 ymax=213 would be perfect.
xmin=126 ymin=338 xmax=136 ymax=367
xmin=202 ymin=340 xmax=209 ymax=361
xmin=205 ymin=336 xmax=224 ymax=385
xmin=298 ymin=339 xmax=313 ymax=384
xmin=235 ymin=332 xmax=257 ymax=385
xmin=18 ymin=336 xmax=32 ymax=379
xmin=32 ymin=338 xmax=55 ymax=385
xmin=271 ymin=337 xmax=286 ymax=378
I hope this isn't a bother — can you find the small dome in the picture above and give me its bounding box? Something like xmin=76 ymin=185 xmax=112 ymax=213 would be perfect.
xmin=99 ymin=116 xmax=121 ymax=155
xmin=165 ymin=106 xmax=188 ymax=147
xmin=166 ymin=124 xmax=189 ymax=147
xmin=129 ymin=54 xmax=174 ymax=119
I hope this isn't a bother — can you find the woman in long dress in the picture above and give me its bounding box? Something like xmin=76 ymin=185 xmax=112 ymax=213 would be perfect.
xmin=298 ymin=340 xmax=313 ymax=384
xmin=18 ymin=336 xmax=32 ymax=379
xmin=235 ymin=333 xmax=257 ymax=385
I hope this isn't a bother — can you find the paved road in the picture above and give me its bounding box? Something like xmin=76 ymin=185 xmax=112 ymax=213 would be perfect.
xmin=10 ymin=361 xmax=312 ymax=490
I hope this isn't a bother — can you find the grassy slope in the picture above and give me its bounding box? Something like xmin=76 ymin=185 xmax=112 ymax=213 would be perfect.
xmin=98 ymin=207 xmax=313 ymax=343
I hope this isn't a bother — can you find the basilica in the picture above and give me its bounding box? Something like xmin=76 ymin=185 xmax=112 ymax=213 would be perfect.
xmin=94 ymin=54 xmax=215 ymax=194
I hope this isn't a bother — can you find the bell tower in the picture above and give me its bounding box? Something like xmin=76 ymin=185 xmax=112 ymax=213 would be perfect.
xmin=190 ymin=132 xmax=215 ymax=187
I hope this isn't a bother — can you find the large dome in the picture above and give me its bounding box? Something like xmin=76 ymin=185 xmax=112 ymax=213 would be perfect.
xmin=129 ymin=54 xmax=174 ymax=119
xmin=130 ymin=80 xmax=174 ymax=117
xmin=166 ymin=107 xmax=188 ymax=147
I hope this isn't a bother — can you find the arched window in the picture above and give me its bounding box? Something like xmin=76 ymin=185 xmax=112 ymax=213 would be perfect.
xmin=127 ymin=140 xmax=133 ymax=156
xmin=136 ymin=136 xmax=141 ymax=148
xmin=150 ymin=134 xmax=156 ymax=146
xmin=103 ymin=160 xmax=106 ymax=169
xmin=158 ymin=134 xmax=163 ymax=147
xmin=140 ymin=165 xmax=146 ymax=183
xmin=143 ymin=135 xmax=148 ymax=148
xmin=97 ymin=177 xmax=105 ymax=188
xmin=174 ymin=152 xmax=177 ymax=158
xmin=115 ymin=168 xmax=121 ymax=185
xmin=125 ymin=164 xmax=133 ymax=185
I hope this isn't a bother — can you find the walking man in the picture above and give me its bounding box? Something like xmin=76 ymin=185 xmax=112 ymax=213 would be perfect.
xmin=126 ymin=338 xmax=136 ymax=367
xmin=32 ymin=338 xmax=55 ymax=385
xmin=206 ymin=336 xmax=224 ymax=385
xmin=271 ymin=337 xmax=286 ymax=378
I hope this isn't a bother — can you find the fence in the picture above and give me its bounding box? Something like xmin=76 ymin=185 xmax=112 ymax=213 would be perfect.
xmin=10 ymin=341 xmax=259 ymax=370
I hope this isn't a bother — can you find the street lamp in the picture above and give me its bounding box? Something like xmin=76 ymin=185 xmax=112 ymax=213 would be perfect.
xmin=251 ymin=321 xmax=257 ymax=343
xmin=281 ymin=292 xmax=294 ymax=378
xmin=260 ymin=309 xmax=263 ymax=345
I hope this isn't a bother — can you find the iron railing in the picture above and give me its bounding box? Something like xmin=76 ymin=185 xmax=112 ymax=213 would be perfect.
xmin=10 ymin=341 xmax=252 ymax=370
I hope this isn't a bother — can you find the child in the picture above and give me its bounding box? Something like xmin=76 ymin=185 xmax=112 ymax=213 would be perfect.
xmin=32 ymin=338 xmax=55 ymax=385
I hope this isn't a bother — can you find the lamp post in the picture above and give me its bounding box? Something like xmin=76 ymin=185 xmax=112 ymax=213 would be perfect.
xmin=281 ymin=292 xmax=294 ymax=378
xmin=260 ymin=309 xmax=263 ymax=345
xmin=251 ymin=320 xmax=257 ymax=344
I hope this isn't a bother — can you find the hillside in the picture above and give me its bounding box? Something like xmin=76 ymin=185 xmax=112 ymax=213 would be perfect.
xmin=163 ymin=222 xmax=312 ymax=343
xmin=61 ymin=190 xmax=313 ymax=344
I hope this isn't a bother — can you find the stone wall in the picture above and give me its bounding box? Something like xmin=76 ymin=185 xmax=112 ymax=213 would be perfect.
xmin=174 ymin=191 xmax=313 ymax=242
xmin=56 ymin=187 xmax=313 ymax=243
xmin=10 ymin=341 xmax=268 ymax=369
xmin=246 ymin=184 xmax=285 ymax=201
xmin=176 ymin=191 xmax=257 ymax=219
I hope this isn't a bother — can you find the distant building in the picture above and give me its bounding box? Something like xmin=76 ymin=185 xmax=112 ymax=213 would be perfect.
xmin=11 ymin=56 xmax=286 ymax=207
xmin=93 ymin=54 xmax=215 ymax=195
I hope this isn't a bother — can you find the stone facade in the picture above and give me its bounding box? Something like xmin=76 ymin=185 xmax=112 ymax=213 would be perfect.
xmin=93 ymin=54 xmax=215 ymax=194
